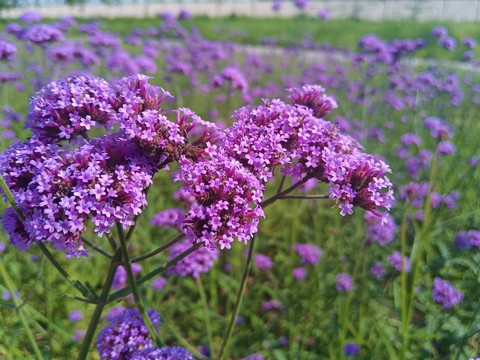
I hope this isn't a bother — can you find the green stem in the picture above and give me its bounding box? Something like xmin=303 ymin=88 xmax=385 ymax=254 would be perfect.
xmin=339 ymin=243 xmax=364 ymax=360
xmin=37 ymin=243 xmax=91 ymax=298
xmin=276 ymin=194 xmax=329 ymax=200
xmin=260 ymin=176 xmax=310 ymax=208
xmin=196 ymin=277 xmax=215 ymax=359
xmin=116 ymin=222 xmax=163 ymax=347
xmin=107 ymin=243 xmax=202 ymax=303
xmin=400 ymin=204 xmax=409 ymax=360
xmin=77 ymin=250 xmax=121 ymax=360
xmin=218 ymin=236 xmax=256 ymax=360
xmin=81 ymin=236 xmax=113 ymax=258
xmin=131 ymin=232 xmax=185 ymax=263
xmin=402 ymin=147 xmax=439 ymax=360
xmin=0 ymin=259 xmax=44 ymax=360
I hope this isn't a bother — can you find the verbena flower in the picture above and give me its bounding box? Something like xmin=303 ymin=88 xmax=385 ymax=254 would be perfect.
xmin=175 ymin=149 xmax=264 ymax=251
xmin=432 ymin=277 xmax=463 ymax=309
xmin=23 ymin=24 xmax=64 ymax=46
xmin=241 ymin=355 xmax=265 ymax=360
xmin=294 ymin=243 xmax=322 ymax=265
xmin=167 ymin=238 xmax=218 ymax=278
xmin=224 ymin=90 xmax=394 ymax=217
xmin=289 ymin=84 xmax=337 ymax=118
xmin=116 ymin=75 xmax=219 ymax=169
xmin=20 ymin=11 xmax=42 ymax=24
xmin=336 ymin=273 xmax=353 ymax=292
xmin=240 ymin=354 xmax=265 ymax=360
xmin=262 ymin=300 xmax=283 ymax=311
xmin=27 ymin=76 xmax=117 ymax=143
xmin=0 ymin=134 xmax=154 ymax=258
xmin=0 ymin=41 xmax=17 ymax=61
xmin=68 ymin=310 xmax=83 ymax=322
xmin=293 ymin=267 xmax=307 ymax=280
xmin=431 ymin=26 xmax=448 ymax=38
xmin=370 ymin=263 xmax=386 ymax=280
xmin=254 ymin=254 xmax=273 ymax=270
xmin=387 ymin=252 xmax=411 ymax=272
xmin=129 ymin=346 xmax=195 ymax=360
xmin=344 ymin=342 xmax=360 ymax=356
xmin=151 ymin=277 xmax=167 ymax=291
xmin=97 ymin=308 xmax=161 ymax=360
xmin=364 ymin=212 xmax=397 ymax=246
xmin=151 ymin=208 xmax=185 ymax=229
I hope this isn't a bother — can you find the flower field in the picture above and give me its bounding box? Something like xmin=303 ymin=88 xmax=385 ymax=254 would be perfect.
xmin=0 ymin=10 xmax=479 ymax=360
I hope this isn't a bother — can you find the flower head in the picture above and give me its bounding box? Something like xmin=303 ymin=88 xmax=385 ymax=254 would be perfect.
xmin=97 ymin=308 xmax=161 ymax=360
xmin=432 ymin=277 xmax=463 ymax=309
xmin=294 ymin=243 xmax=322 ymax=265
xmin=388 ymin=252 xmax=411 ymax=272
xmin=344 ymin=342 xmax=360 ymax=356
xmin=27 ymin=76 xmax=117 ymax=143
xmin=167 ymin=238 xmax=218 ymax=278
xmin=336 ymin=273 xmax=353 ymax=292
xmin=175 ymin=149 xmax=265 ymax=251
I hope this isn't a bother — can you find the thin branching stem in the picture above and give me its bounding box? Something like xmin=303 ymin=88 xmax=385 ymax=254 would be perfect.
xmin=218 ymin=236 xmax=256 ymax=360
xmin=276 ymin=194 xmax=329 ymax=200
xmin=107 ymin=243 xmax=203 ymax=303
xmin=105 ymin=233 xmax=118 ymax=252
xmin=116 ymin=222 xmax=163 ymax=348
xmin=131 ymin=232 xmax=185 ymax=263
xmin=77 ymin=250 xmax=121 ymax=360
xmin=260 ymin=176 xmax=310 ymax=207
xmin=81 ymin=236 xmax=113 ymax=258
xmin=276 ymin=175 xmax=287 ymax=194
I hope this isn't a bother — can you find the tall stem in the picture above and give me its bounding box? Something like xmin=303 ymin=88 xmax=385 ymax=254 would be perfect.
xmin=116 ymin=222 xmax=163 ymax=347
xmin=0 ymin=259 xmax=44 ymax=360
xmin=218 ymin=236 xmax=256 ymax=360
xmin=196 ymin=277 xmax=215 ymax=359
xmin=131 ymin=232 xmax=185 ymax=263
xmin=77 ymin=251 xmax=121 ymax=360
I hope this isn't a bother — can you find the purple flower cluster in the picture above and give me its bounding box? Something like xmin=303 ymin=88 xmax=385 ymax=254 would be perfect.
xmin=289 ymin=84 xmax=337 ymax=118
xmin=454 ymin=230 xmax=480 ymax=249
xmin=336 ymin=273 xmax=353 ymax=292
xmin=223 ymin=86 xmax=394 ymax=217
xmin=97 ymin=308 xmax=161 ymax=360
xmin=387 ymin=252 xmax=411 ymax=272
xmin=0 ymin=134 xmax=154 ymax=258
xmin=1 ymin=74 xmax=223 ymax=257
xmin=370 ymin=262 xmax=386 ymax=280
xmin=130 ymin=346 xmax=195 ymax=360
xmin=175 ymin=149 xmax=264 ymax=250
xmin=0 ymin=41 xmax=17 ymax=61
xmin=151 ymin=208 xmax=185 ymax=229
xmin=254 ymin=254 xmax=273 ymax=270
xmin=26 ymin=76 xmax=117 ymax=142
xmin=344 ymin=342 xmax=360 ymax=356
xmin=117 ymin=75 xmax=219 ymax=168
xmin=20 ymin=11 xmax=42 ymax=24
xmin=22 ymin=24 xmax=65 ymax=46
xmin=364 ymin=211 xmax=397 ymax=246
xmin=432 ymin=277 xmax=463 ymax=309
xmin=262 ymin=300 xmax=284 ymax=311
xmin=294 ymin=243 xmax=322 ymax=265
xmin=167 ymin=238 xmax=218 ymax=278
